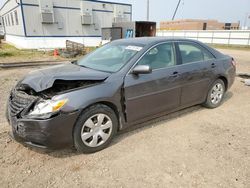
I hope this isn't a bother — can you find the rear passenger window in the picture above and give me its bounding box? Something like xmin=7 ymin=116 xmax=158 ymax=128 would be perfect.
xmin=138 ymin=43 xmax=176 ymax=70
xmin=178 ymin=42 xmax=214 ymax=64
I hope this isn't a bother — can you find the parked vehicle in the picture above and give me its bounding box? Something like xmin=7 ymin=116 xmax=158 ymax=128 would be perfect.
xmin=6 ymin=37 xmax=236 ymax=153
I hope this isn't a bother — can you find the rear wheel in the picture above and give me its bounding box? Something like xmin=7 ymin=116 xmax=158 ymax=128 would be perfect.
xmin=73 ymin=104 xmax=118 ymax=153
xmin=203 ymin=79 xmax=225 ymax=108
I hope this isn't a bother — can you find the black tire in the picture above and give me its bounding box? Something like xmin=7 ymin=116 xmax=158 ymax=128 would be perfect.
xmin=203 ymin=79 xmax=225 ymax=109
xmin=73 ymin=104 xmax=118 ymax=153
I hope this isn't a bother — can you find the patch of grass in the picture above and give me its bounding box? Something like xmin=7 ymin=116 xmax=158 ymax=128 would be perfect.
xmin=85 ymin=46 xmax=98 ymax=54
xmin=0 ymin=42 xmax=96 ymax=63
xmin=209 ymin=44 xmax=250 ymax=51
xmin=0 ymin=51 xmax=13 ymax=57
xmin=0 ymin=43 xmax=58 ymax=63
xmin=0 ymin=43 xmax=46 ymax=58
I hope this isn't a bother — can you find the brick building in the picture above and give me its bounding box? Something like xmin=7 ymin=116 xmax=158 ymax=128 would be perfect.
xmin=160 ymin=19 xmax=240 ymax=30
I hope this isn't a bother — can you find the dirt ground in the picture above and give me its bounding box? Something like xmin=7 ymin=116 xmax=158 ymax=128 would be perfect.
xmin=0 ymin=49 xmax=249 ymax=188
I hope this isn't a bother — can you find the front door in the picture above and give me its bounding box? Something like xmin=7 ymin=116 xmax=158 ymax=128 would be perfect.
xmin=124 ymin=42 xmax=182 ymax=123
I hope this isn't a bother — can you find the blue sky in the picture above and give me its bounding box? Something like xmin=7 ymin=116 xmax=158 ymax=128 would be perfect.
xmin=1 ymin=0 xmax=250 ymax=26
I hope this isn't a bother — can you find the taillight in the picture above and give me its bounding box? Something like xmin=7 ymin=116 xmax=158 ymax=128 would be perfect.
xmin=231 ymin=58 xmax=236 ymax=67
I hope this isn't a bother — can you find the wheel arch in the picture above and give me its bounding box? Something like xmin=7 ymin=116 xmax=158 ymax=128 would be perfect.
xmin=217 ymin=76 xmax=228 ymax=91
xmin=74 ymin=101 xmax=122 ymax=132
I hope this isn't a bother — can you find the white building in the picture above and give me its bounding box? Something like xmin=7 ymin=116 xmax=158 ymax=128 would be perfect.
xmin=0 ymin=0 xmax=132 ymax=49
xmin=0 ymin=16 xmax=4 ymax=36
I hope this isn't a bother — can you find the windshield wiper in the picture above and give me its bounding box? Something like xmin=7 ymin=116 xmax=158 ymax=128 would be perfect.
xmin=79 ymin=65 xmax=88 ymax=68
xmin=72 ymin=61 xmax=88 ymax=68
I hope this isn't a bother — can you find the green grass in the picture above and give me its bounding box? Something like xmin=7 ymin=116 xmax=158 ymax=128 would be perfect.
xmin=0 ymin=43 xmax=66 ymax=63
xmin=0 ymin=43 xmax=47 ymax=58
xmin=0 ymin=51 xmax=13 ymax=57
xmin=0 ymin=43 xmax=97 ymax=63
xmin=209 ymin=44 xmax=250 ymax=51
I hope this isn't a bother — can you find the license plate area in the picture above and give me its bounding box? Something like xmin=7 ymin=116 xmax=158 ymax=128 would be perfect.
xmin=10 ymin=117 xmax=26 ymax=137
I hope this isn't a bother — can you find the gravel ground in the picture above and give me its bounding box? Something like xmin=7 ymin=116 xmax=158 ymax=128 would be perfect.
xmin=0 ymin=49 xmax=249 ymax=188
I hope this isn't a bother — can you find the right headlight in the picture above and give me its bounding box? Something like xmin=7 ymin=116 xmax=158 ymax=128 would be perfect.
xmin=29 ymin=99 xmax=68 ymax=116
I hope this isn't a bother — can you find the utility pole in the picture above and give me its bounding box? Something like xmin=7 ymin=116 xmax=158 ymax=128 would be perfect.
xmin=172 ymin=0 xmax=181 ymax=20
xmin=147 ymin=0 xmax=149 ymax=21
xmin=243 ymin=13 xmax=250 ymax=29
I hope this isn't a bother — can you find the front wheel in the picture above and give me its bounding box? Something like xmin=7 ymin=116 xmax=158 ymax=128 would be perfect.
xmin=73 ymin=104 xmax=118 ymax=153
xmin=203 ymin=79 xmax=225 ymax=109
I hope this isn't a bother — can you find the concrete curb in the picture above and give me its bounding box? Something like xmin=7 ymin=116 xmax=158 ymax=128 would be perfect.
xmin=0 ymin=60 xmax=69 ymax=69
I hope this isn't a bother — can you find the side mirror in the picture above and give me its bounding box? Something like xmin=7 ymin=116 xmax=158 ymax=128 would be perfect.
xmin=131 ymin=65 xmax=152 ymax=75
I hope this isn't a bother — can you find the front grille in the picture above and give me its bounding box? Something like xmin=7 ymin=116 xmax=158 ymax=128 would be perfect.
xmin=9 ymin=90 xmax=38 ymax=117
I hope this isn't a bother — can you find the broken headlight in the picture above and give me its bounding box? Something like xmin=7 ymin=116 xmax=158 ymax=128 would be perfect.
xmin=29 ymin=99 xmax=68 ymax=116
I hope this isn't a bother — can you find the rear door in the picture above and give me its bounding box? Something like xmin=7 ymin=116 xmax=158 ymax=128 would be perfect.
xmin=124 ymin=42 xmax=182 ymax=123
xmin=176 ymin=41 xmax=217 ymax=107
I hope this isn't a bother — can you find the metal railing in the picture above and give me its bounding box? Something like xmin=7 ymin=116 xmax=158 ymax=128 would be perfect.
xmin=157 ymin=30 xmax=250 ymax=46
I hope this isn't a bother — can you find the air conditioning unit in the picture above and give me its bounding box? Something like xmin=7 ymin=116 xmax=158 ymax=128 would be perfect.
xmin=39 ymin=0 xmax=54 ymax=24
xmin=114 ymin=16 xmax=125 ymax=23
xmin=113 ymin=5 xmax=125 ymax=23
xmin=80 ymin=2 xmax=93 ymax=25
xmin=81 ymin=15 xmax=92 ymax=25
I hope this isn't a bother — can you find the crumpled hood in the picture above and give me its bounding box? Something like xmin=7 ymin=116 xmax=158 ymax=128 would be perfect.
xmin=20 ymin=64 xmax=111 ymax=92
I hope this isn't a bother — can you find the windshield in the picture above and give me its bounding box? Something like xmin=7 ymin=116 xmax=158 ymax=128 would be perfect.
xmin=77 ymin=43 xmax=144 ymax=73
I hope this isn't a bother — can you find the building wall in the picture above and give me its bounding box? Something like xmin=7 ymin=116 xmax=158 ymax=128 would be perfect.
xmin=0 ymin=0 xmax=132 ymax=48
xmin=160 ymin=19 xmax=240 ymax=30
xmin=19 ymin=0 xmax=131 ymax=37
xmin=0 ymin=16 xmax=4 ymax=35
xmin=6 ymin=34 xmax=101 ymax=49
xmin=0 ymin=0 xmax=24 ymax=36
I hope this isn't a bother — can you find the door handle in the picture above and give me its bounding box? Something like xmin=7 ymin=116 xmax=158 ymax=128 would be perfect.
xmin=171 ymin=71 xmax=179 ymax=78
xmin=211 ymin=63 xmax=216 ymax=68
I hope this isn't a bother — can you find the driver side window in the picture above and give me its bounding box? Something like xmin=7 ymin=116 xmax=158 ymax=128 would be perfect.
xmin=138 ymin=43 xmax=176 ymax=70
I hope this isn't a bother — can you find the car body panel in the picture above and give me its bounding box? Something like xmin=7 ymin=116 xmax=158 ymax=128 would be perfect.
xmin=124 ymin=66 xmax=182 ymax=122
xmin=20 ymin=64 xmax=111 ymax=92
xmin=8 ymin=109 xmax=80 ymax=149
xmin=178 ymin=60 xmax=214 ymax=106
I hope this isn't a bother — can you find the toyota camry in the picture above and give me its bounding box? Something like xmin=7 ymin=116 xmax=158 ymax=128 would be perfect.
xmin=6 ymin=37 xmax=236 ymax=153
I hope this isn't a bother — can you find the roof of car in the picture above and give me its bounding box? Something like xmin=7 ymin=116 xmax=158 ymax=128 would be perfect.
xmin=111 ymin=37 xmax=223 ymax=58
xmin=113 ymin=37 xmax=196 ymax=46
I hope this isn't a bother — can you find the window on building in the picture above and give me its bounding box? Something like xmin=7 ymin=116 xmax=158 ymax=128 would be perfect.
xmin=14 ymin=10 xmax=19 ymax=25
xmin=7 ymin=14 xmax=10 ymax=26
xmin=178 ymin=42 xmax=214 ymax=64
xmin=10 ymin=12 xmax=14 ymax=26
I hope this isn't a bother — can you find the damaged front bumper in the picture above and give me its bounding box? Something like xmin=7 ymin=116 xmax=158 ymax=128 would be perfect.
xmin=7 ymin=85 xmax=81 ymax=149
xmin=8 ymin=111 xmax=80 ymax=149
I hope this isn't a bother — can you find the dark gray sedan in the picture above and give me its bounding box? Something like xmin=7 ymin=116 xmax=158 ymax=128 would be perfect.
xmin=6 ymin=37 xmax=236 ymax=153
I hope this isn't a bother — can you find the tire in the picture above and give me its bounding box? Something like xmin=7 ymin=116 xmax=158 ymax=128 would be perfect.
xmin=73 ymin=104 xmax=118 ymax=153
xmin=203 ymin=79 xmax=226 ymax=109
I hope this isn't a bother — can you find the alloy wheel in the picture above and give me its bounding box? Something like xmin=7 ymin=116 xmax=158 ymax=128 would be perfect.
xmin=210 ymin=83 xmax=224 ymax=105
